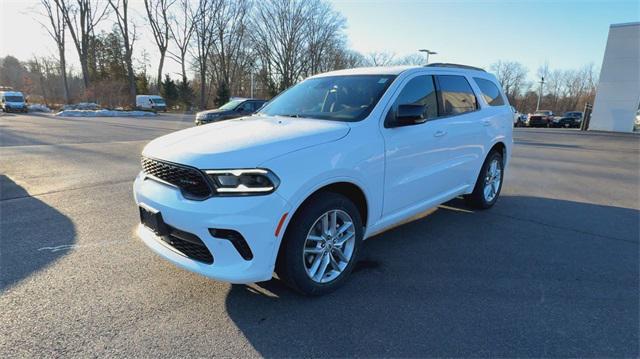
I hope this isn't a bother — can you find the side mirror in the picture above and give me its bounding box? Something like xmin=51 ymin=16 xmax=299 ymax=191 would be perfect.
xmin=390 ymin=104 xmax=427 ymax=127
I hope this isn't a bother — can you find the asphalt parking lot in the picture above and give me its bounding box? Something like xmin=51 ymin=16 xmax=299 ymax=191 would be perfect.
xmin=1 ymin=112 xmax=638 ymax=357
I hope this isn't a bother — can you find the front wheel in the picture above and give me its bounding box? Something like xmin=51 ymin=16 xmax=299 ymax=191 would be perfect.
xmin=464 ymin=151 xmax=504 ymax=209
xmin=276 ymin=192 xmax=363 ymax=296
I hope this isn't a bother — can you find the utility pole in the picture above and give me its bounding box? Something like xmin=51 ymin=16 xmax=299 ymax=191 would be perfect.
xmin=249 ymin=61 xmax=255 ymax=98
xmin=250 ymin=71 xmax=254 ymax=98
xmin=418 ymin=49 xmax=437 ymax=65
xmin=536 ymin=76 xmax=545 ymax=111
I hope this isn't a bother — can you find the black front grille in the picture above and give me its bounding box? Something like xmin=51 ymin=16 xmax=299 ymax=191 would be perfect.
xmin=141 ymin=157 xmax=212 ymax=199
xmin=159 ymin=226 xmax=214 ymax=264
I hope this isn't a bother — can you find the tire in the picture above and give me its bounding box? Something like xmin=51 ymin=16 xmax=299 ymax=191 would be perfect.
xmin=276 ymin=191 xmax=363 ymax=296
xmin=464 ymin=150 xmax=504 ymax=209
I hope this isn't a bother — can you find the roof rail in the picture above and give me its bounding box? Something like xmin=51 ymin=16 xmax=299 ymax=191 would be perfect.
xmin=424 ymin=63 xmax=486 ymax=72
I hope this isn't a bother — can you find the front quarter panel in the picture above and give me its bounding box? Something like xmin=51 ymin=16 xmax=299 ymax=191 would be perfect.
xmin=260 ymin=123 xmax=385 ymax=239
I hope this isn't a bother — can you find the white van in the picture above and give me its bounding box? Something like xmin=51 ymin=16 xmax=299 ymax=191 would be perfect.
xmin=136 ymin=95 xmax=167 ymax=112
xmin=0 ymin=91 xmax=27 ymax=113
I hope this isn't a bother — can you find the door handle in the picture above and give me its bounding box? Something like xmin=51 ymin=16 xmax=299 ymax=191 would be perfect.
xmin=433 ymin=130 xmax=447 ymax=137
xmin=482 ymin=119 xmax=491 ymax=126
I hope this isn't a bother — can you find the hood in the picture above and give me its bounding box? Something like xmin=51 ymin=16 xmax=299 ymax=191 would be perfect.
xmin=143 ymin=115 xmax=350 ymax=168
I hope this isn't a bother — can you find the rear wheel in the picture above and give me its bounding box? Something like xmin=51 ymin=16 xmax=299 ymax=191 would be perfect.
xmin=276 ymin=192 xmax=363 ymax=296
xmin=464 ymin=150 xmax=504 ymax=209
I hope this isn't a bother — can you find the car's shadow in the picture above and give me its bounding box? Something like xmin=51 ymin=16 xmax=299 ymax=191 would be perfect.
xmin=224 ymin=195 xmax=639 ymax=357
xmin=0 ymin=175 xmax=76 ymax=292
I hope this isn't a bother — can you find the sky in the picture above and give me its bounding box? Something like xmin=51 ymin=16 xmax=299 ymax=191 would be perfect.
xmin=1 ymin=0 xmax=638 ymax=82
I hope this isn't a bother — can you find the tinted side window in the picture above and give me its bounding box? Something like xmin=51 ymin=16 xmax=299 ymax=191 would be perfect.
xmin=239 ymin=102 xmax=253 ymax=111
xmin=254 ymin=101 xmax=267 ymax=111
xmin=435 ymin=75 xmax=477 ymax=116
xmin=392 ymin=75 xmax=438 ymax=120
xmin=474 ymin=77 xmax=505 ymax=106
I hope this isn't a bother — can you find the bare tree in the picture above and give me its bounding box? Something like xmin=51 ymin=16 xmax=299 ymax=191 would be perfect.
xmin=209 ymin=0 xmax=251 ymax=103
xmin=490 ymin=60 xmax=528 ymax=102
xmin=40 ymin=0 xmax=70 ymax=103
xmin=365 ymin=51 xmax=396 ymax=67
xmin=53 ymin=0 xmax=109 ymax=89
xmin=107 ymin=0 xmax=137 ymax=106
xmin=190 ymin=0 xmax=219 ymax=109
xmin=250 ymin=0 xmax=313 ymax=91
xmin=144 ymin=0 xmax=175 ymax=92
xmin=394 ymin=53 xmax=427 ymax=66
xmin=305 ymin=0 xmax=346 ymax=75
xmin=167 ymin=0 xmax=196 ymax=84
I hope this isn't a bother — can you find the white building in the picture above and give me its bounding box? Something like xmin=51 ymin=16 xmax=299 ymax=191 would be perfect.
xmin=589 ymin=22 xmax=640 ymax=133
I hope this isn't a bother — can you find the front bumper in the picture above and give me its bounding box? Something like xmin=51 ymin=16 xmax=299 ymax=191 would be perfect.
xmin=133 ymin=172 xmax=291 ymax=283
xmin=195 ymin=117 xmax=217 ymax=125
xmin=4 ymin=106 xmax=27 ymax=113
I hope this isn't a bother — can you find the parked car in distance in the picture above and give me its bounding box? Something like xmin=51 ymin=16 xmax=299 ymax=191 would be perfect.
xmin=527 ymin=110 xmax=554 ymax=127
xmin=136 ymin=95 xmax=167 ymax=112
xmin=134 ymin=64 xmax=512 ymax=295
xmin=195 ymin=98 xmax=267 ymax=125
xmin=0 ymin=91 xmax=27 ymax=113
xmin=551 ymin=111 xmax=583 ymax=128
xmin=511 ymin=106 xmax=527 ymax=127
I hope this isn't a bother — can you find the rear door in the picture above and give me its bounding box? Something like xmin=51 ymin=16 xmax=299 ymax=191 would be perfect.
xmin=431 ymin=74 xmax=487 ymax=190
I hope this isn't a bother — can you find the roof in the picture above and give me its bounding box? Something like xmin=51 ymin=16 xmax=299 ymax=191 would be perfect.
xmin=425 ymin=63 xmax=486 ymax=72
xmin=311 ymin=64 xmax=487 ymax=78
xmin=312 ymin=66 xmax=417 ymax=78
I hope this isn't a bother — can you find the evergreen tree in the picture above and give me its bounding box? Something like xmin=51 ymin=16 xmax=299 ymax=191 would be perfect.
xmin=215 ymin=81 xmax=230 ymax=107
xmin=161 ymin=74 xmax=178 ymax=106
xmin=177 ymin=79 xmax=194 ymax=110
xmin=136 ymin=72 xmax=150 ymax=94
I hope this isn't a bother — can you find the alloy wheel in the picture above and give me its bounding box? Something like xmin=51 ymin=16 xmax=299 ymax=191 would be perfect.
xmin=303 ymin=209 xmax=356 ymax=283
xmin=483 ymin=158 xmax=502 ymax=202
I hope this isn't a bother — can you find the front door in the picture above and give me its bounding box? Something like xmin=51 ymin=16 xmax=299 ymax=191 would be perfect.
xmin=381 ymin=73 xmax=485 ymax=217
xmin=381 ymin=74 xmax=458 ymax=217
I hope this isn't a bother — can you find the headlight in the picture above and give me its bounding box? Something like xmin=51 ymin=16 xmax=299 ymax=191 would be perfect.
xmin=205 ymin=169 xmax=280 ymax=195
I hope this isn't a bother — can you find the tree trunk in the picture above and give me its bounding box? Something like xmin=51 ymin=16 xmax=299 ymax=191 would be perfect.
xmin=80 ymin=55 xmax=90 ymax=90
xmin=58 ymin=47 xmax=70 ymax=104
xmin=126 ymin=52 xmax=137 ymax=108
xmin=199 ymin=66 xmax=206 ymax=109
xmin=156 ymin=51 xmax=166 ymax=94
xmin=181 ymin=59 xmax=187 ymax=84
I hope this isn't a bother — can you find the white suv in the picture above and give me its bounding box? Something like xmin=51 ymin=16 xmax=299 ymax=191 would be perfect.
xmin=134 ymin=64 xmax=512 ymax=295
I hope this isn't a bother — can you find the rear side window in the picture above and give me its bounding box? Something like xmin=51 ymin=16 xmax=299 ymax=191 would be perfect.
xmin=392 ymin=75 xmax=438 ymax=120
xmin=474 ymin=77 xmax=505 ymax=106
xmin=435 ymin=75 xmax=477 ymax=116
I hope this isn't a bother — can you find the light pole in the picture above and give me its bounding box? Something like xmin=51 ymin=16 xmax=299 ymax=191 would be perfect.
xmin=536 ymin=76 xmax=545 ymax=111
xmin=418 ymin=49 xmax=437 ymax=64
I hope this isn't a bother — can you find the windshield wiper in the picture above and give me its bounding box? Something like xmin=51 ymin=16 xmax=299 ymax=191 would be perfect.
xmin=278 ymin=114 xmax=304 ymax=118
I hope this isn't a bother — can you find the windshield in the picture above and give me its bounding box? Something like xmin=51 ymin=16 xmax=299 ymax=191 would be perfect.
xmin=151 ymin=98 xmax=165 ymax=104
xmin=219 ymin=100 xmax=243 ymax=111
xmin=4 ymin=96 xmax=24 ymax=102
xmin=258 ymin=75 xmax=396 ymax=122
